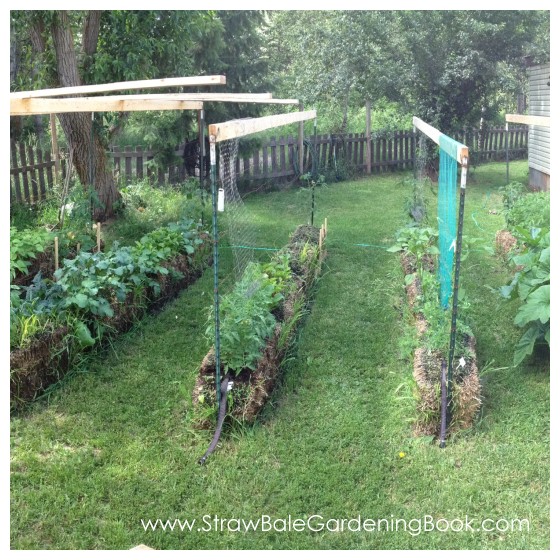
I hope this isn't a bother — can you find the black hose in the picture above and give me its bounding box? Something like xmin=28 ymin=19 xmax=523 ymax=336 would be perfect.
xmin=198 ymin=375 xmax=231 ymax=465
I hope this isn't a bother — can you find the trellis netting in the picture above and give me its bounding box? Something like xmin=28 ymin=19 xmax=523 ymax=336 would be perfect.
xmin=437 ymin=134 xmax=461 ymax=309
xmin=218 ymin=138 xmax=257 ymax=280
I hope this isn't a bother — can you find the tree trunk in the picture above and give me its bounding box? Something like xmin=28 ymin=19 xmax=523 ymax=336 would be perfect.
xmin=51 ymin=11 xmax=120 ymax=221
xmin=57 ymin=112 xmax=119 ymax=221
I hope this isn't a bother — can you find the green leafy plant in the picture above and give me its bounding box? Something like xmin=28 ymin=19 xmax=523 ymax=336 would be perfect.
xmin=387 ymin=225 xmax=439 ymax=283
xmin=499 ymin=181 xmax=527 ymax=219
xmin=403 ymin=176 xmax=429 ymax=223
xmin=10 ymin=227 xmax=53 ymax=281
xmin=208 ymin=264 xmax=281 ymax=376
xmin=504 ymin=190 xmax=549 ymax=230
xmin=500 ymin=227 xmax=550 ymax=366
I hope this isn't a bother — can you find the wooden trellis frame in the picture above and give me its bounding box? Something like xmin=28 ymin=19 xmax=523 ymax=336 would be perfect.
xmin=206 ymin=109 xmax=317 ymax=408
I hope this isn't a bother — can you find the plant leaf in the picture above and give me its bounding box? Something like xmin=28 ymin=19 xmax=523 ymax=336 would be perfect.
xmin=513 ymin=324 xmax=541 ymax=367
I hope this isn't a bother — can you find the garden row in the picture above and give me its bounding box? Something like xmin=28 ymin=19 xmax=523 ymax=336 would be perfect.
xmin=193 ymin=224 xmax=326 ymax=427
xmin=389 ymin=225 xmax=480 ymax=435
xmin=10 ymin=218 xmax=212 ymax=406
xmin=388 ymin=178 xmax=550 ymax=436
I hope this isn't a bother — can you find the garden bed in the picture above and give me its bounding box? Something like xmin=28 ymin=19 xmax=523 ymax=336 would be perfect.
xmin=192 ymin=224 xmax=325 ymax=427
xmin=400 ymin=252 xmax=481 ymax=436
xmin=10 ymin=231 xmax=212 ymax=407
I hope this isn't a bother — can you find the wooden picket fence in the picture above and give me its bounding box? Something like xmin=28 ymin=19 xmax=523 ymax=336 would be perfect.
xmin=10 ymin=126 xmax=529 ymax=204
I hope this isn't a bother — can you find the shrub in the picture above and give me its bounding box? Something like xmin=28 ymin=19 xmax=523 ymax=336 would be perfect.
xmin=10 ymin=227 xmax=53 ymax=281
xmin=504 ymin=191 xmax=550 ymax=230
xmin=501 ymin=227 xmax=550 ymax=366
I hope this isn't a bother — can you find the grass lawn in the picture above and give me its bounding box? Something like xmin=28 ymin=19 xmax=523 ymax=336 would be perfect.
xmin=10 ymin=160 xmax=549 ymax=550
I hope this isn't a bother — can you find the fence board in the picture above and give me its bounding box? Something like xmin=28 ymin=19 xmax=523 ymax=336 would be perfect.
xmin=11 ymin=140 xmax=22 ymax=203
xmin=18 ymin=142 xmax=31 ymax=202
xmin=136 ymin=146 xmax=143 ymax=179
xmin=10 ymin=126 xmax=531 ymax=203
xmin=36 ymin=146 xmax=47 ymax=198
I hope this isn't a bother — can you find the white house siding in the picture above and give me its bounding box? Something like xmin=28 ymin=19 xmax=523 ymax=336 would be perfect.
xmin=527 ymin=64 xmax=550 ymax=187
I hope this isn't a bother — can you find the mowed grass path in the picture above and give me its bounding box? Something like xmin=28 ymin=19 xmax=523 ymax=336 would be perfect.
xmin=11 ymin=161 xmax=549 ymax=550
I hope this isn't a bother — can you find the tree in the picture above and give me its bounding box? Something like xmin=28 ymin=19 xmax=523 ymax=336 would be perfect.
xmin=265 ymin=10 xmax=549 ymax=133
xmin=11 ymin=10 xmax=222 ymax=220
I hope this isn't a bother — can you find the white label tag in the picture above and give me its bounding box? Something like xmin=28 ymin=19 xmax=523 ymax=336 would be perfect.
xmin=218 ymin=188 xmax=225 ymax=212
xmin=459 ymin=357 xmax=466 ymax=368
xmin=210 ymin=144 xmax=216 ymax=166
xmin=227 ymin=381 xmax=234 ymax=391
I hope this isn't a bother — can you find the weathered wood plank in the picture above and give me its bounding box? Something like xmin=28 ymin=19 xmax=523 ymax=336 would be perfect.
xmin=11 ymin=141 xmax=22 ymax=203
xmin=209 ymin=110 xmax=316 ymax=143
xmin=11 ymin=76 xmax=227 ymax=99
xmin=11 ymin=97 xmax=203 ymax=116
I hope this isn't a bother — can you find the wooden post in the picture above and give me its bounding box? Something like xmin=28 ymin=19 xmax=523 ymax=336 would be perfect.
xmin=298 ymin=102 xmax=304 ymax=175
xmin=366 ymin=100 xmax=372 ymax=175
xmin=50 ymin=114 xmax=61 ymax=182
xmin=96 ymin=222 xmax=101 ymax=252
xmin=324 ymin=217 xmax=328 ymax=236
xmin=54 ymin=237 xmax=59 ymax=271
xmin=77 ymin=243 xmax=81 ymax=254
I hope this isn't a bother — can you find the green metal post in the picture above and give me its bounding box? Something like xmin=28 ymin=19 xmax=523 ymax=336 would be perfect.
xmin=209 ymin=137 xmax=222 ymax=409
xmin=505 ymin=122 xmax=509 ymax=184
xmin=313 ymin=116 xmax=318 ymax=179
xmin=311 ymin=181 xmax=315 ymax=226
xmin=412 ymin=126 xmax=417 ymax=180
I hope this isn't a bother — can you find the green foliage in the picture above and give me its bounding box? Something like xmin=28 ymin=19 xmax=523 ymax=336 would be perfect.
xmin=387 ymin=225 xmax=439 ymax=283
xmin=267 ymin=11 xmax=548 ymax=131
xmin=11 ymin=220 xmax=207 ymax=355
xmin=106 ymin=180 xmax=206 ymax=246
xmin=403 ymin=176 xmax=429 ymax=223
xmin=505 ymin=191 xmax=550 ymax=230
xmin=207 ymin=263 xmax=282 ymax=376
xmin=499 ymin=181 xmax=527 ymax=216
xmin=9 ymin=164 xmax=550 ymax=551
xmin=500 ymin=227 xmax=550 ymax=366
xmin=10 ymin=227 xmax=53 ymax=281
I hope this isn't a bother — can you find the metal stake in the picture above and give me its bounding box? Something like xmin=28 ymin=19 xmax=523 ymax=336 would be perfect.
xmin=209 ymin=137 xmax=222 ymax=409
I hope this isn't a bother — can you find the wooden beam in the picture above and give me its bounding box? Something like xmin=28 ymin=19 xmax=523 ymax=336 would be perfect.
xmin=49 ymin=114 xmax=61 ymax=181
xmin=11 ymin=97 xmax=203 ymax=116
xmin=49 ymin=92 xmax=298 ymax=104
xmin=209 ymin=110 xmax=317 ymax=143
xmin=506 ymin=114 xmax=550 ymax=127
xmin=101 ymin=92 xmax=273 ymax=101
xmin=10 ymin=76 xmax=226 ymax=99
xmin=103 ymin=93 xmax=299 ymax=105
xmin=412 ymin=116 xmax=468 ymax=164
